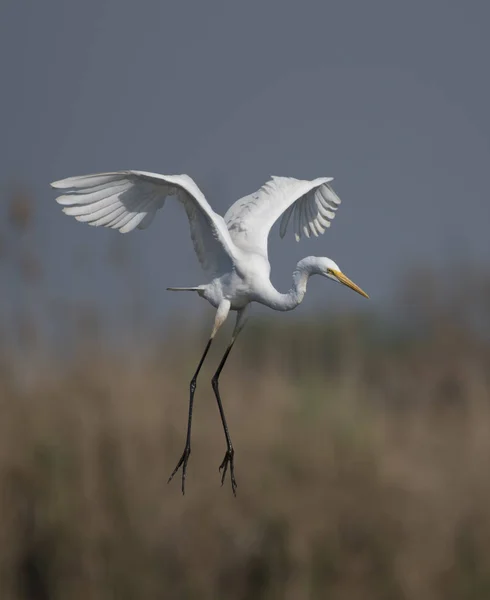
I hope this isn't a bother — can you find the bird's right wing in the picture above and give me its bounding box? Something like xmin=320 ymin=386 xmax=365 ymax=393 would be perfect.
xmin=224 ymin=176 xmax=341 ymax=258
xmin=51 ymin=170 xmax=235 ymax=275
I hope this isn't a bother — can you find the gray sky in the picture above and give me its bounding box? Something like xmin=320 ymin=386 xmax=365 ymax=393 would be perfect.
xmin=2 ymin=0 xmax=490 ymax=334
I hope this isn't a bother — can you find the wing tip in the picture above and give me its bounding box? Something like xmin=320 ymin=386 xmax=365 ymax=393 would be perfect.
xmin=51 ymin=179 xmax=68 ymax=189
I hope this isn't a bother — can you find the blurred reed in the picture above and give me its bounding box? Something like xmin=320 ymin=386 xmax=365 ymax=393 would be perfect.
xmin=1 ymin=187 xmax=490 ymax=599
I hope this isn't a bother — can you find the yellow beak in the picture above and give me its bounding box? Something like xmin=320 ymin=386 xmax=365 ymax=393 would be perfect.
xmin=330 ymin=269 xmax=369 ymax=299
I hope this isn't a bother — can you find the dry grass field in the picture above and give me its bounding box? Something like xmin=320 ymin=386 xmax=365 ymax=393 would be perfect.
xmin=1 ymin=190 xmax=490 ymax=599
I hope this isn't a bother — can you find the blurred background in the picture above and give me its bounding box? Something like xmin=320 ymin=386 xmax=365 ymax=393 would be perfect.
xmin=1 ymin=0 xmax=490 ymax=598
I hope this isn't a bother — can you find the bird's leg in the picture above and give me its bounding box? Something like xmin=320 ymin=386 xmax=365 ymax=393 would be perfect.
xmin=168 ymin=300 xmax=231 ymax=494
xmin=211 ymin=306 xmax=249 ymax=496
xmin=167 ymin=339 xmax=212 ymax=494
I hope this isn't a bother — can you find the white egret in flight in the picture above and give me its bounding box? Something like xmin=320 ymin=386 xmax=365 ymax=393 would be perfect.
xmin=51 ymin=170 xmax=368 ymax=495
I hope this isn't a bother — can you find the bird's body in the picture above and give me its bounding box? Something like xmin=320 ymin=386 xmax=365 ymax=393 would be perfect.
xmin=190 ymin=251 xmax=271 ymax=310
xmin=195 ymin=254 xmax=339 ymax=312
xmin=51 ymin=169 xmax=368 ymax=495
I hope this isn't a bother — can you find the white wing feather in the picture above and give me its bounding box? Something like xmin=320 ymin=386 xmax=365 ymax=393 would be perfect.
xmin=224 ymin=176 xmax=340 ymax=257
xmin=51 ymin=170 xmax=235 ymax=275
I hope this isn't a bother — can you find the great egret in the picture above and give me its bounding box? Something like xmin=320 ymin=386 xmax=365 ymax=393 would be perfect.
xmin=51 ymin=170 xmax=368 ymax=495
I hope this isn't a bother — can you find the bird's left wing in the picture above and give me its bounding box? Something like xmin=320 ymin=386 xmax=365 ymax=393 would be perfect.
xmin=51 ymin=170 xmax=236 ymax=275
xmin=224 ymin=176 xmax=341 ymax=257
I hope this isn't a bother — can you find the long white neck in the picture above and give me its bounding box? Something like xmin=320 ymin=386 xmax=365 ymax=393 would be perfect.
xmin=259 ymin=257 xmax=323 ymax=311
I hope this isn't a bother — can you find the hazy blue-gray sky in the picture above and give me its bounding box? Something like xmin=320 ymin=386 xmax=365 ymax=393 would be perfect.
xmin=2 ymin=0 xmax=490 ymax=332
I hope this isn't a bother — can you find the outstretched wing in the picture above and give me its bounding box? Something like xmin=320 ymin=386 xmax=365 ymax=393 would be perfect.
xmin=224 ymin=176 xmax=341 ymax=257
xmin=51 ymin=170 xmax=235 ymax=275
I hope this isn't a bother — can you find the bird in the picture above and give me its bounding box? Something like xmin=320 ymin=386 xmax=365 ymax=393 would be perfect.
xmin=51 ymin=170 xmax=369 ymax=495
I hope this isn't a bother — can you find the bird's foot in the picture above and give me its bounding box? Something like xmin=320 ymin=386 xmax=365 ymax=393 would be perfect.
xmin=167 ymin=445 xmax=191 ymax=495
xmin=219 ymin=448 xmax=237 ymax=496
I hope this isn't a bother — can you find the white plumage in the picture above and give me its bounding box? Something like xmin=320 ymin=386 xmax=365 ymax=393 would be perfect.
xmin=51 ymin=168 xmax=368 ymax=495
xmin=225 ymin=175 xmax=340 ymax=256
xmin=52 ymin=170 xmax=235 ymax=275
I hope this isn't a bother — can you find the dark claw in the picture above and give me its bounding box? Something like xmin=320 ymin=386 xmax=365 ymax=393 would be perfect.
xmin=168 ymin=445 xmax=191 ymax=495
xmin=219 ymin=448 xmax=237 ymax=496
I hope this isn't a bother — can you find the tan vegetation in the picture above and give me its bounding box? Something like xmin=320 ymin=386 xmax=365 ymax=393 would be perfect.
xmin=1 ymin=189 xmax=490 ymax=599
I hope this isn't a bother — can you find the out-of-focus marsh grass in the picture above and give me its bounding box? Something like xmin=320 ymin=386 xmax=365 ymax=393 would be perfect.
xmin=1 ymin=188 xmax=490 ymax=599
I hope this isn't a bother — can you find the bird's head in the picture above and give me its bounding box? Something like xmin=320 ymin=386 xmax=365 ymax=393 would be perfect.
xmin=317 ymin=257 xmax=369 ymax=299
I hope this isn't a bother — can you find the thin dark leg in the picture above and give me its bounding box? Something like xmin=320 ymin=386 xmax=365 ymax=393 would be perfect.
xmin=168 ymin=338 xmax=213 ymax=494
xmin=211 ymin=340 xmax=238 ymax=495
